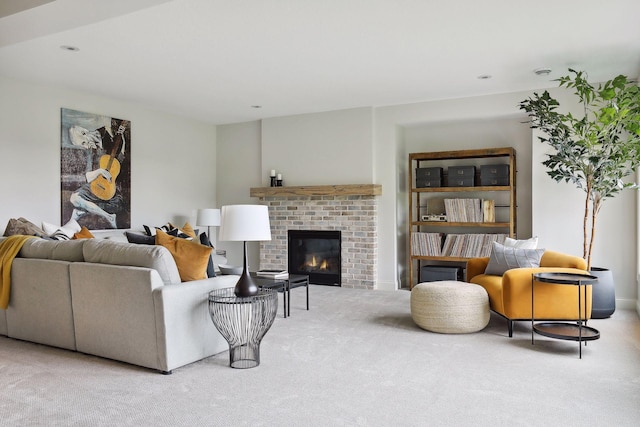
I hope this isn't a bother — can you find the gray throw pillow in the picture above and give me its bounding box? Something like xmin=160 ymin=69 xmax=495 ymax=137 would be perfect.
xmin=484 ymin=241 xmax=545 ymax=276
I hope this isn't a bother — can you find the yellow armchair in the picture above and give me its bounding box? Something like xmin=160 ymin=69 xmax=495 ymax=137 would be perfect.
xmin=466 ymin=251 xmax=591 ymax=337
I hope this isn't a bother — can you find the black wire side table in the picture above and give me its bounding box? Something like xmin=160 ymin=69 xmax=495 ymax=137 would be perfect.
xmin=208 ymin=287 xmax=278 ymax=368
xmin=531 ymin=272 xmax=599 ymax=359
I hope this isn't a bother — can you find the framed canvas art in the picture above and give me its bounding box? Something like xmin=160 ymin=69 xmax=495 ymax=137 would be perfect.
xmin=60 ymin=108 xmax=131 ymax=229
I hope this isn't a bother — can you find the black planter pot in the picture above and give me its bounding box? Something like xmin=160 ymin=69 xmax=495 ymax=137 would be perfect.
xmin=589 ymin=267 xmax=616 ymax=319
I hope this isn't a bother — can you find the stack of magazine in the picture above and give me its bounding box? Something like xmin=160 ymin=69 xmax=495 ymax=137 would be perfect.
xmin=256 ymin=269 xmax=289 ymax=279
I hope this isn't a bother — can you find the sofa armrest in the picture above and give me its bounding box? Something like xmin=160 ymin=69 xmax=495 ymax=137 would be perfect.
xmin=501 ymin=267 xmax=592 ymax=319
xmin=153 ymin=274 xmax=240 ymax=372
xmin=466 ymin=257 xmax=490 ymax=281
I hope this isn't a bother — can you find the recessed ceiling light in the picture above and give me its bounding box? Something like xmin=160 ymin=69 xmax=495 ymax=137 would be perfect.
xmin=60 ymin=45 xmax=79 ymax=52
xmin=534 ymin=68 xmax=552 ymax=76
xmin=477 ymin=75 xmax=492 ymax=80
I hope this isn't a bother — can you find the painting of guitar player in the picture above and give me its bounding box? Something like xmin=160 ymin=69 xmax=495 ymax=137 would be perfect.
xmin=60 ymin=108 xmax=131 ymax=230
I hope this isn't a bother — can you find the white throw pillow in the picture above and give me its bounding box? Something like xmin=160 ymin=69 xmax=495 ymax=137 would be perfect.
xmin=42 ymin=218 xmax=82 ymax=240
xmin=484 ymin=241 xmax=545 ymax=276
xmin=503 ymin=236 xmax=538 ymax=249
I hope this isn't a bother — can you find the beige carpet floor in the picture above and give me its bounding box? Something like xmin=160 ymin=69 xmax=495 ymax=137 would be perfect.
xmin=1 ymin=285 xmax=639 ymax=426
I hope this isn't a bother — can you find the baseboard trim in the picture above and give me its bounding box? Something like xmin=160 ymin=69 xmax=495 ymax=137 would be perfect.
xmin=376 ymin=280 xmax=398 ymax=291
xmin=616 ymin=298 xmax=637 ymax=311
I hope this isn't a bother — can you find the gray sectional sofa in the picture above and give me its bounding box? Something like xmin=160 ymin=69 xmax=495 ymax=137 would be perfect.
xmin=0 ymin=237 xmax=240 ymax=373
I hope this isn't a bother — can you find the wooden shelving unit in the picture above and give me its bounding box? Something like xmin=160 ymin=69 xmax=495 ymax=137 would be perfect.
xmin=408 ymin=147 xmax=516 ymax=289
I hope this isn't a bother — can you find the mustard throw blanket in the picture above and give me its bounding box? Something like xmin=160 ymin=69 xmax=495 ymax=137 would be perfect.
xmin=0 ymin=235 xmax=35 ymax=309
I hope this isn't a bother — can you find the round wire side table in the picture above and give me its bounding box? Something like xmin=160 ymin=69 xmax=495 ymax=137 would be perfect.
xmin=208 ymin=287 xmax=278 ymax=368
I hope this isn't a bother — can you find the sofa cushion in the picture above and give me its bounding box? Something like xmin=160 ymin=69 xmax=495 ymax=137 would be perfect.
xmin=19 ymin=238 xmax=86 ymax=262
xmin=484 ymin=242 xmax=545 ymax=276
xmin=155 ymin=230 xmax=211 ymax=282
xmin=83 ymin=239 xmax=181 ymax=285
xmin=6 ymin=258 xmax=77 ymax=350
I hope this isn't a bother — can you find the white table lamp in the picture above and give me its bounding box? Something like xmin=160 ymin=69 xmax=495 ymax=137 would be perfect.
xmin=219 ymin=204 xmax=272 ymax=297
xmin=196 ymin=208 xmax=221 ymax=241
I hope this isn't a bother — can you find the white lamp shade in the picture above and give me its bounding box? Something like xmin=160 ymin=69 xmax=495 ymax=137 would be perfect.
xmin=196 ymin=208 xmax=221 ymax=227
xmin=219 ymin=205 xmax=271 ymax=242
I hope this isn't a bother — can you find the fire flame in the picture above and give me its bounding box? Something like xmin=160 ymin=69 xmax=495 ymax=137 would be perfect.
xmin=305 ymin=256 xmax=329 ymax=271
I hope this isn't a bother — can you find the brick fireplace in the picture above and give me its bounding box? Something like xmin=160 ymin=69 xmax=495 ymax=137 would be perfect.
xmin=251 ymin=184 xmax=381 ymax=289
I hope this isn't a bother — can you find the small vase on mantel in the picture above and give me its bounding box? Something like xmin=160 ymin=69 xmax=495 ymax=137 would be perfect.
xmin=589 ymin=267 xmax=616 ymax=319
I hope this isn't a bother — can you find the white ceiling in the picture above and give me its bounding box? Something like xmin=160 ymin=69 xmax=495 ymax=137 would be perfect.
xmin=1 ymin=0 xmax=639 ymax=125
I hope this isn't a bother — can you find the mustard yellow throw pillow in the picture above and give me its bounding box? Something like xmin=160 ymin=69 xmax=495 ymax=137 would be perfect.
xmin=181 ymin=222 xmax=196 ymax=238
xmin=155 ymin=229 xmax=212 ymax=281
xmin=73 ymin=226 xmax=95 ymax=239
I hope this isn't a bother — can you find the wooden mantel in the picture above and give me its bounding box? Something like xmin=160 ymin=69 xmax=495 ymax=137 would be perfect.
xmin=250 ymin=184 xmax=382 ymax=197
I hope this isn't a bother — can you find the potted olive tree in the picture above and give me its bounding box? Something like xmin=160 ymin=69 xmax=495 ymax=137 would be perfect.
xmin=519 ymin=69 xmax=640 ymax=318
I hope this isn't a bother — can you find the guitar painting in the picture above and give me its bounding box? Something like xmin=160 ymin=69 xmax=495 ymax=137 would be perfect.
xmin=90 ymin=120 xmax=128 ymax=200
xmin=61 ymin=108 xmax=131 ymax=230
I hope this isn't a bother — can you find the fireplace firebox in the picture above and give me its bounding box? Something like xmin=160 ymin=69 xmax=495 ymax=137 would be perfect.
xmin=288 ymin=230 xmax=341 ymax=286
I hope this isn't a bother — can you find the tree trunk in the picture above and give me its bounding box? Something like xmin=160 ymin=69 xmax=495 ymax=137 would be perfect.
xmin=583 ymin=185 xmax=591 ymax=264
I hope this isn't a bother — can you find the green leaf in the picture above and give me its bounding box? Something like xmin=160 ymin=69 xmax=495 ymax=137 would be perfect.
xmin=600 ymin=88 xmax=615 ymax=100
xmin=519 ymin=68 xmax=640 ymax=256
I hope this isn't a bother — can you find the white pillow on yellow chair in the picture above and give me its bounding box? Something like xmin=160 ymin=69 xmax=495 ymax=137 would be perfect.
xmin=503 ymin=236 xmax=538 ymax=249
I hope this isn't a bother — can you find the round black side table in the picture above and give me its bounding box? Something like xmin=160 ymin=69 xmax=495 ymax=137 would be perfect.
xmin=531 ymin=272 xmax=599 ymax=359
xmin=208 ymin=287 xmax=278 ymax=368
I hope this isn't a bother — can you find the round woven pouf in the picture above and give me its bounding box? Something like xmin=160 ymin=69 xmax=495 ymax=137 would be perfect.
xmin=411 ymin=281 xmax=489 ymax=334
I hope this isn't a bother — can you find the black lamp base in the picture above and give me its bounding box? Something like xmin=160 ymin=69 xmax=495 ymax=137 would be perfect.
xmin=234 ymin=241 xmax=259 ymax=297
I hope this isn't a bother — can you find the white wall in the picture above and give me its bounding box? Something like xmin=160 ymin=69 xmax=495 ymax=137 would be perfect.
xmin=0 ymin=75 xmax=217 ymax=234
xmin=215 ymin=120 xmax=262 ymax=268
xmin=261 ymin=107 xmax=374 ymax=187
